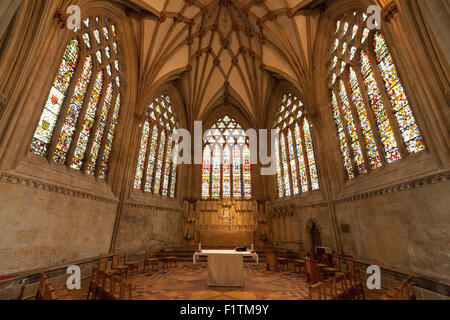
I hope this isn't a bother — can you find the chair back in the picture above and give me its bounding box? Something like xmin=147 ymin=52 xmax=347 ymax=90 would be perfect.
xmin=164 ymin=248 xmax=175 ymax=258
xmin=145 ymin=250 xmax=157 ymax=259
xmin=345 ymin=260 xmax=354 ymax=271
xmin=278 ymin=249 xmax=288 ymax=258
xmin=36 ymin=272 xmax=49 ymax=300
xmin=306 ymin=258 xmax=320 ymax=284
xmin=298 ymin=251 xmax=308 ymax=259
xmin=98 ymin=258 xmax=108 ymax=271
xmin=111 ymin=255 xmax=120 ymax=268
xmin=124 ymin=253 xmax=132 ymax=264
xmin=332 ymin=256 xmax=341 ymax=270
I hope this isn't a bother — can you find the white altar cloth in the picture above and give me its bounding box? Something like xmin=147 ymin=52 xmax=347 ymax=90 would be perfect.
xmin=193 ymin=250 xmax=259 ymax=287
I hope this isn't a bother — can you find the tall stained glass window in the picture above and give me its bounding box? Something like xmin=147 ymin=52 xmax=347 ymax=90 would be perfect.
xmin=328 ymin=10 xmax=425 ymax=180
xmin=133 ymin=95 xmax=179 ymax=198
xmin=274 ymin=94 xmax=320 ymax=198
xmin=201 ymin=116 xmax=252 ymax=200
xmin=29 ymin=16 xmax=123 ymax=180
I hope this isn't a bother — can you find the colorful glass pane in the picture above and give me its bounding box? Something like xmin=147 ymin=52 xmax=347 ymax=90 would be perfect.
xmin=339 ymin=80 xmax=366 ymax=174
xmin=71 ymin=71 xmax=104 ymax=170
xmin=222 ymin=146 xmax=231 ymax=198
xmin=243 ymin=146 xmax=252 ymax=199
xmin=295 ymin=123 xmax=309 ymax=192
xmin=275 ymin=134 xmax=284 ymax=198
xmin=170 ymin=142 xmax=178 ymax=198
xmin=53 ymin=56 xmax=93 ymax=163
xmin=162 ymin=136 xmax=173 ymax=196
xmin=153 ymin=130 xmax=166 ymax=194
xmin=30 ymin=39 xmax=80 ymax=156
xmin=349 ymin=67 xmax=381 ymax=169
xmin=144 ymin=126 xmax=160 ymax=192
xmin=360 ymin=50 xmax=401 ymax=163
xmin=211 ymin=145 xmax=221 ymax=200
xmin=373 ymin=32 xmax=425 ymax=154
xmin=233 ymin=145 xmax=242 ymax=199
xmin=287 ymin=130 xmax=299 ymax=194
xmin=133 ymin=121 xmax=150 ymax=190
xmin=202 ymin=146 xmax=212 ymax=199
xmin=98 ymin=93 xmax=121 ymax=178
xmin=85 ymin=83 xmax=114 ymax=175
xmin=280 ymin=133 xmax=291 ymax=197
xmin=303 ymin=119 xmax=319 ymax=190
xmin=332 ymin=91 xmax=354 ymax=179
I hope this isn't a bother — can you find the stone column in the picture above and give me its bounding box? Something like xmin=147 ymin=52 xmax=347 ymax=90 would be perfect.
xmin=0 ymin=0 xmax=22 ymax=41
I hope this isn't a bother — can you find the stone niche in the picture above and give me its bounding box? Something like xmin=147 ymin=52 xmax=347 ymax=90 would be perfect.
xmin=183 ymin=199 xmax=270 ymax=247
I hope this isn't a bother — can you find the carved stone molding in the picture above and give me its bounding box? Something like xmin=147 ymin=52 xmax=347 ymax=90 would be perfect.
xmin=0 ymin=172 xmax=119 ymax=204
xmin=334 ymin=171 xmax=450 ymax=205
xmin=125 ymin=201 xmax=183 ymax=213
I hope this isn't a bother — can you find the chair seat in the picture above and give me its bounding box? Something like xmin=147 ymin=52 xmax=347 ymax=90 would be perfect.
xmin=277 ymin=257 xmax=288 ymax=261
xmin=166 ymin=256 xmax=177 ymax=260
xmin=294 ymin=259 xmax=305 ymax=264
xmin=317 ymin=263 xmax=328 ymax=268
xmin=126 ymin=261 xmax=139 ymax=267
xmin=323 ymin=267 xmax=340 ymax=273
xmin=146 ymin=258 xmax=159 ymax=263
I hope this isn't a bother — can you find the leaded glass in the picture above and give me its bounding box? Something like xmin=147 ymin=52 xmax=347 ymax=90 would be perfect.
xmin=303 ymin=119 xmax=319 ymax=190
xmin=30 ymin=39 xmax=80 ymax=156
xmin=144 ymin=126 xmax=159 ymax=192
xmin=339 ymin=80 xmax=366 ymax=173
xmin=133 ymin=121 xmax=150 ymax=190
xmin=243 ymin=146 xmax=252 ymax=199
xmin=294 ymin=123 xmax=309 ymax=192
xmin=71 ymin=70 xmax=104 ymax=170
xmin=161 ymin=136 xmax=173 ymax=196
xmin=360 ymin=51 xmax=401 ymax=163
xmin=280 ymin=133 xmax=291 ymax=197
xmin=153 ymin=130 xmax=166 ymax=194
xmin=211 ymin=145 xmax=221 ymax=200
xmin=222 ymin=146 xmax=231 ymax=198
xmin=202 ymin=145 xmax=212 ymax=199
xmin=373 ymin=32 xmax=425 ymax=154
xmin=349 ymin=67 xmax=381 ymax=169
xmin=53 ymin=56 xmax=93 ymax=163
xmin=233 ymin=145 xmax=242 ymax=199
xmin=287 ymin=129 xmax=299 ymax=194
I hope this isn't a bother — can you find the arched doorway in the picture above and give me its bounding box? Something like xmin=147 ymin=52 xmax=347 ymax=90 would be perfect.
xmin=310 ymin=222 xmax=322 ymax=259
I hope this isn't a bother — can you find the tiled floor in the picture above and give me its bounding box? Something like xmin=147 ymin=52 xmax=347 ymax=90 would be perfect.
xmin=131 ymin=262 xmax=310 ymax=300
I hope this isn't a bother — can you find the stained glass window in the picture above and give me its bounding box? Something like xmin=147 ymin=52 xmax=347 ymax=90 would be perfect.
xmin=29 ymin=16 xmax=123 ymax=180
xmin=274 ymin=94 xmax=320 ymax=198
xmin=328 ymin=11 xmax=425 ymax=181
xmin=202 ymin=145 xmax=212 ymax=199
xmin=232 ymin=145 xmax=242 ymax=199
xmin=243 ymin=146 xmax=252 ymax=199
xmin=373 ymin=32 xmax=425 ymax=154
xmin=201 ymin=116 xmax=252 ymax=199
xmin=133 ymin=95 xmax=179 ymax=197
xmin=30 ymin=39 xmax=80 ymax=156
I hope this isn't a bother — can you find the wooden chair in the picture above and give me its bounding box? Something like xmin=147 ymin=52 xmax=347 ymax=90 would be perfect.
xmin=110 ymin=255 xmax=129 ymax=279
xmin=309 ymin=281 xmax=324 ymax=300
xmin=87 ymin=265 xmax=99 ymax=300
xmin=276 ymin=249 xmax=289 ymax=271
xmin=97 ymin=257 xmax=108 ymax=271
xmin=293 ymin=251 xmax=308 ymax=274
xmin=346 ymin=268 xmax=365 ymax=300
xmin=124 ymin=253 xmax=140 ymax=277
xmin=305 ymin=258 xmax=321 ymax=284
xmin=144 ymin=250 xmax=159 ymax=272
xmin=36 ymin=272 xmax=48 ymax=300
xmin=163 ymin=248 xmax=177 ymax=269
xmin=43 ymin=281 xmax=58 ymax=300
xmin=322 ymin=256 xmax=341 ymax=278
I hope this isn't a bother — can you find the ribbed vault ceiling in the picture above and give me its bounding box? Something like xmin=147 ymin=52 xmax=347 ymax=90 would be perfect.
xmin=126 ymin=0 xmax=324 ymax=126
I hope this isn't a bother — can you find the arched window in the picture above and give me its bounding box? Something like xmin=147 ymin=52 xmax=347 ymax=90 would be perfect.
xmin=29 ymin=17 xmax=123 ymax=179
xmin=274 ymin=94 xmax=320 ymax=198
xmin=133 ymin=95 xmax=179 ymax=198
xmin=328 ymin=11 xmax=425 ymax=180
xmin=201 ymin=116 xmax=252 ymax=200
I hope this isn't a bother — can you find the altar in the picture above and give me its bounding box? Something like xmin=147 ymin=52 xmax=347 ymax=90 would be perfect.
xmin=193 ymin=250 xmax=259 ymax=287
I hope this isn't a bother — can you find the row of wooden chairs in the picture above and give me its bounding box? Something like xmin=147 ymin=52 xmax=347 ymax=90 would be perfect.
xmin=381 ymin=276 xmax=416 ymax=300
xmin=309 ymin=268 xmax=365 ymax=300
xmin=87 ymin=266 xmax=132 ymax=300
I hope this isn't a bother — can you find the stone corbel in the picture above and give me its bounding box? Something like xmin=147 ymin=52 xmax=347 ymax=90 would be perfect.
xmin=382 ymin=0 xmax=398 ymax=22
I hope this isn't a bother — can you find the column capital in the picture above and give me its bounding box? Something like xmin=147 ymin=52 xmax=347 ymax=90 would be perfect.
xmin=382 ymin=0 xmax=399 ymax=22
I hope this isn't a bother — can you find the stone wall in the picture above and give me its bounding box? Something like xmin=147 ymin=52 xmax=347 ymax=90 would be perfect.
xmin=0 ymin=174 xmax=118 ymax=275
xmin=335 ymin=174 xmax=450 ymax=282
xmin=114 ymin=204 xmax=183 ymax=253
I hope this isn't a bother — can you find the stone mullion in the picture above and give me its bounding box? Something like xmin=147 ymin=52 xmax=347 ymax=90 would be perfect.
xmin=80 ymin=80 xmax=113 ymax=174
xmin=66 ymin=63 xmax=102 ymax=168
xmin=365 ymin=45 xmax=407 ymax=158
xmin=299 ymin=120 xmax=313 ymax=192
xmin=354 ymin=64 xmax=387 ymax=166
xmin=334 ymin=86 xmax=359 ymax=175
xmin=343 ymin=72 xmax=372 ymax=173
xmin=47 ymin=53 xmax=87 ymax=162
xmin=94 ymin=90 xmax=120 ymax=177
